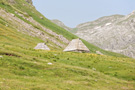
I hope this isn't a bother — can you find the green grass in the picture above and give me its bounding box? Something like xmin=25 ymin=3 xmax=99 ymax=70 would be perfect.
xmin=0 ymin=23 xmax=135 ymax=89
xmin=0 ymin=50 xmax=135 ymax=90
xmin=0 ymin=0 xmax=135 ymax=89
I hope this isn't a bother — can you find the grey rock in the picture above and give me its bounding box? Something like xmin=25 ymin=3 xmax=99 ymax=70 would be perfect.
xmin=74 ymin=11 xmax=135 ymax=58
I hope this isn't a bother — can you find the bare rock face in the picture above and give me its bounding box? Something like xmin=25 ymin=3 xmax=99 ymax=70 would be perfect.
xmin=74 ymin=11 xmax=135 ymax=58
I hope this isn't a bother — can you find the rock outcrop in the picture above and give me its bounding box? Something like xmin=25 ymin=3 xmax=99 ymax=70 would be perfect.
xmin=25 ymin=0 xmax=32 ymax=5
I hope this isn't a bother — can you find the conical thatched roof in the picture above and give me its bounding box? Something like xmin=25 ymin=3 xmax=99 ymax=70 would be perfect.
xmin=34 ymin=43 xmax=50 ymax=50
xmin=63 ymin=38 xmax=90 ymax=52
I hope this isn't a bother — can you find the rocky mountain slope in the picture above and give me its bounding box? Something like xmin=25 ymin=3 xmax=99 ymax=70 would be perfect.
xmin=73 ymin=12 xmax=135 ymax=58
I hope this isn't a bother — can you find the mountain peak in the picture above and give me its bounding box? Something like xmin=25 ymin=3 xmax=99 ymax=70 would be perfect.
xmin=132 ymin=10 xmax=135 ymax=13
xmin=51 ymin=19 xmax=72 ymax=31
xmin=128 ymin=10 xmax=135 ymax=16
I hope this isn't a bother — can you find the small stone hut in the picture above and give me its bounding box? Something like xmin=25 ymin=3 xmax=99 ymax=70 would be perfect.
xmin=34 ymin=43 xmax=50 ymax=50
xmin=63 ymin=38 xmax=90 ymax=53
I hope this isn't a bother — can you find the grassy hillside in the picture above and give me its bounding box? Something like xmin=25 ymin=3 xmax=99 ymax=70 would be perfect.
xmin=0 ymin=0 xmax=128 ymax=57
xmin=0 ymin=52 xmax=135 ymax=90
xmin=0 ymin=0 xmax=135 ymax=89
xmin=0 ymin=26 xmax=135 ymax=89
xmin=0 ymin=12 xmax=135 ymax=90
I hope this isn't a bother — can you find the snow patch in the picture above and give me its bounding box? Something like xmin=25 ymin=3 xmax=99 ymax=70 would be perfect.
xmin=105 ymin=23 xmax=111 ymax=26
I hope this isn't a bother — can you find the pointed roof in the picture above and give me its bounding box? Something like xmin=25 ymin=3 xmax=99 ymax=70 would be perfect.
xmin=63 ymin=38 xmax=90 ymax=52
xmin=34 ymin=43 xmax=50 ymax=50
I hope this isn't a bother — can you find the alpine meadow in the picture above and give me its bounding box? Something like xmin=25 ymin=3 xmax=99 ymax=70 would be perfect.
xmin=0 ymin=0 xmax=135 ymax=90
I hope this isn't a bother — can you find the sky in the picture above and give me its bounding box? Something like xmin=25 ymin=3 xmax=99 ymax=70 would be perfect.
xmin=33 ymin=0 xmax=135 ymax=28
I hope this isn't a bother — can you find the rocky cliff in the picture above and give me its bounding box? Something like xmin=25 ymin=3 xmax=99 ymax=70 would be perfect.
xmin=75 ymin=11 xmax=135 ymax=58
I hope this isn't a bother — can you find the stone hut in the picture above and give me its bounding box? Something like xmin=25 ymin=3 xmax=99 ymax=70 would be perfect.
xmin=63 ymin=38 xmax=90 ymax=53
xmin=34 ymin=43 xmax=50 ymax=50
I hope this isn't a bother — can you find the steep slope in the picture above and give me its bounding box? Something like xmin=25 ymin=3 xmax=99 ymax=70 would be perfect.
xmin=1 ymin=14 xmax=134 ymax=89
xmin=0 ymin=0 xmax=126 ymax=57
xmin=0 ymin=0 xmax=135 ymax=89
xmin=0 ymin=0 xmax=70 ymax=49
xmin=74 ymin=12 xmax=135 ymax=58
